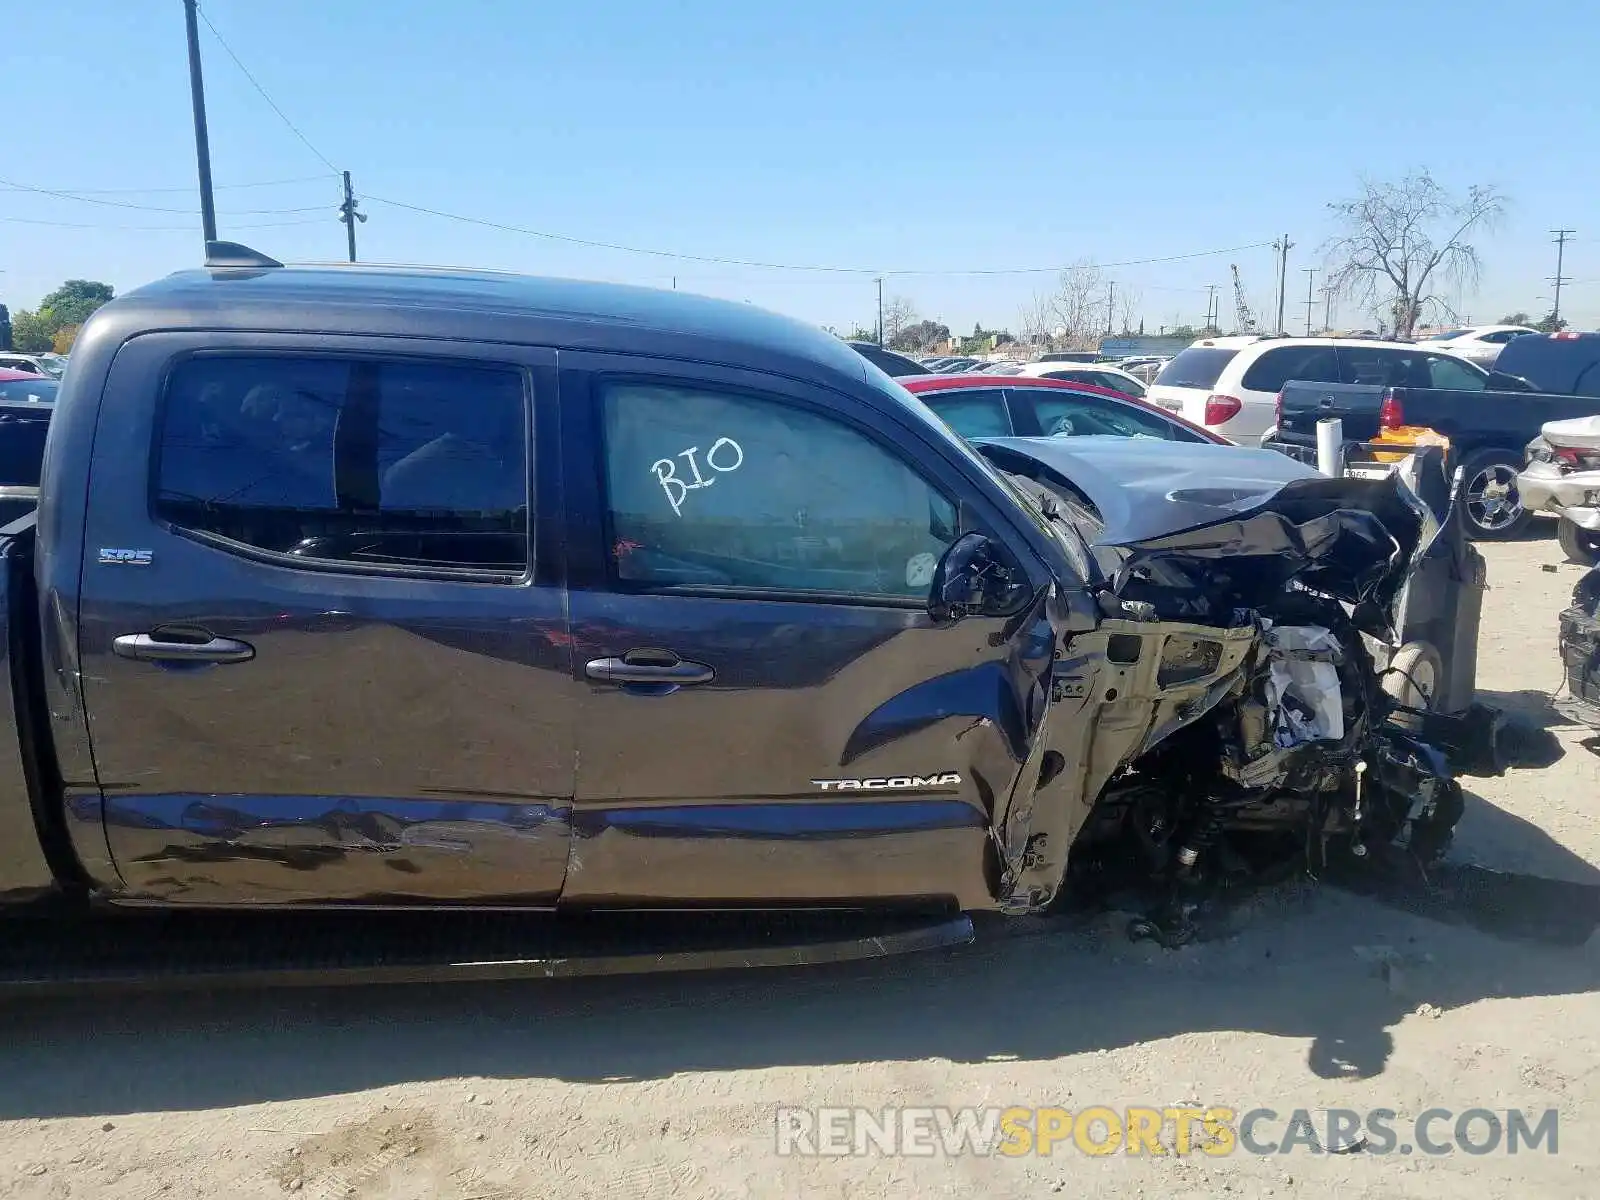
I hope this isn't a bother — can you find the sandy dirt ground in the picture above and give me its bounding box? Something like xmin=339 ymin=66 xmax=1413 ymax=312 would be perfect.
xmin=2 ymin=530 xmax=1598 ymax=1199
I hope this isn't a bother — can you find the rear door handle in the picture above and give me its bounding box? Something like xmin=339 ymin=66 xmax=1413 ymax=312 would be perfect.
xmin=585 ymin=654 xmax=714 ymax=685
xmin=113 ymin=633 xmax=255 ymax=664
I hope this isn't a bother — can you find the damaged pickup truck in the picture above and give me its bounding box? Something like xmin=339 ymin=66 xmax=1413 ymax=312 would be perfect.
xmin=0 ymin=243 xmax=1494 ymax=976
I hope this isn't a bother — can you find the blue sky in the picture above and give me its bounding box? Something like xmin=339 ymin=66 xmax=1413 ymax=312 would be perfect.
xmin=3 ymin=0 xmax=1596 ymax=334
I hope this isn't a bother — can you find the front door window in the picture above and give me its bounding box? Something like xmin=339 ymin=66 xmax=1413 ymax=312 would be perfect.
xmin=602 ymin=381 xmax=961 ymax=600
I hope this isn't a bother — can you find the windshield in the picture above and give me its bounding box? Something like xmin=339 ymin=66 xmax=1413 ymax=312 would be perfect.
xmin=1153 ymin=347 xmax=1239 ymax=389
xmin=1420 ymin=329 xmax=1472 ymax=341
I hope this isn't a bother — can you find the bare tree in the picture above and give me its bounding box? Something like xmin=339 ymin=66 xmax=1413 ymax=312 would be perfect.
xmin=881 ymin=296 xmax=918 ymax=347
xmin=1019 ymin=260 xmax=1111 ymax=351
xmin=1116 ymin=284 xmax=1142 ymax=336
xmin=1017 ymin=293 xmax=1057 ymax=348
xmin=1322 ymin=171 xmax=1506 ymax=339
xmin=1053 ymin=262 xmax=1109 ymax=348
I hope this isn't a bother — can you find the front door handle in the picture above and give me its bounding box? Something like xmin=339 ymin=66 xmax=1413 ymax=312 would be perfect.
xmin=113 ymin=633 xmax=256 ymax=664
xmin=585 ymin=653 xmax=713 ymax=686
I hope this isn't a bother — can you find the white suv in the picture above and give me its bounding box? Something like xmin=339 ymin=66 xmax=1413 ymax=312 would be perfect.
xmin=1144 ymin=335 xmax=1487 ymax=443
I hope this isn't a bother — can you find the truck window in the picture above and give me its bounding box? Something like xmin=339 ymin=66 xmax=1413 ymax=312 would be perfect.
xmin=0 ymin=408 xmax=51 ymax=487
xmin=154 ymin=355 xmax=529 ymax=573
xmin=1422 ymin=354 xmax=1487 ymax=390
xmin=601 ymin=381 xmax=960 ymax=599
xmin=1494 ymin=336 xmax=1600 ymax=395
xmin=1240 ymin=346 xmax=1340 ymax=392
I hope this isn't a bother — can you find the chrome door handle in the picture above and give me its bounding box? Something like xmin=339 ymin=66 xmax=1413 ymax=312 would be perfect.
xmin=113 ymin=633 xmax=256 ymax=664
xmin=584 ymin=654 xmax=713 ymax=685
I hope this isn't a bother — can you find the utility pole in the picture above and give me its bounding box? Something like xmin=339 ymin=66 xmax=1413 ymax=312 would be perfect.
xmin=876 ymin=277 xmax=884 ymax=347
xmin=182 ymin=0 xmax=217 ymax=247
xmin=1551 ymin=229 xmax=1576 ymax=324
xmin=337 ymin=171 xmax=366 ymax=262
xmin=1106 ymin=281 xmax=1116 ymax=335
xmin=1322 ymin=284 xmax=1336 ymax=333
xmin=1204 ymin=284 xmax=1219 ymax=332
xmin=1302 ymin=268 xmax=1318 ymax=336
xmin=1273 ymin=235 xmax=1294 ymax=333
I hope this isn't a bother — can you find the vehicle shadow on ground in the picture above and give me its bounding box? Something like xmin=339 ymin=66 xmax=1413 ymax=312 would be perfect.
xmin=0 ymin=795 xmax=1595 ymax=1122
xmin=1476 ymin=688 xmax=1568 ymax=767
xmin=1479 ymin=687 xmax=1568 ymax=730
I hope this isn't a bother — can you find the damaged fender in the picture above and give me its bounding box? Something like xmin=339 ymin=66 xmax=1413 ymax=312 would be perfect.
xmin=973 ymin=436 xmax=1455 ymax=913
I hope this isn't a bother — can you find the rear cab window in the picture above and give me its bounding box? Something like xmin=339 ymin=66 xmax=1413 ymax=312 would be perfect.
xmin=154 ymin=354 xmax=530 ymax=575
xmin=1493 ymin=336 xmax=1600 ymax=395
xmin=0 ymin=403 xmax=51 ymax=487
xmin=1421 ymin=354 xmax=1487 ymax=390
xmin=1152 ymin=348 xmax=1239 ymax=389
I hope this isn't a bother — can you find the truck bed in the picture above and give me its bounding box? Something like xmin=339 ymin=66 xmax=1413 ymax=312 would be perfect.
xmin=0 ymin=514 xmax=65 ymax=904
xmin=1272 ymin=379 xmax=1600 ymax=458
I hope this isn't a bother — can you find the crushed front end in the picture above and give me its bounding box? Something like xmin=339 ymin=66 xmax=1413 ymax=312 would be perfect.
xmin=976 ymin=438 xmax=1477 ymax=935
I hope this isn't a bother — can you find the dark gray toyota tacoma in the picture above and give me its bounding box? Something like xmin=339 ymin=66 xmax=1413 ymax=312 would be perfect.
xmin=0 ymin=243 xmax=1489 ymax=974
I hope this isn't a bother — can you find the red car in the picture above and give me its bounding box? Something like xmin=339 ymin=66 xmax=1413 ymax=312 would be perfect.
xmin=899 ymin=373 xmax=1228 ymax=446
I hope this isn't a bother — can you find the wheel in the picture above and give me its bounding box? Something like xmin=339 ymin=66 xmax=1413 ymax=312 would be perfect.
xmin=1455 ymin=449 xmax=1532 ymax=540
xmin=1557 ymin=516 xmax=1600 ymax=566
xmin=1381 ymin=641 xmax=1444 ymax=712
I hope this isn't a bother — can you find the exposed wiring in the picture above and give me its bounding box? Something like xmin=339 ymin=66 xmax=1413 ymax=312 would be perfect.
xmin=195 ymin=4 xmax=341 ymax=175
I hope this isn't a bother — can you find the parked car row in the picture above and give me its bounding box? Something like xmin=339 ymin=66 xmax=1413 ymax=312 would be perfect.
xmin=0 ymin=352 xmax=67 ymax=379
xmin=875 ymin=325 xmax=1600 ymax=550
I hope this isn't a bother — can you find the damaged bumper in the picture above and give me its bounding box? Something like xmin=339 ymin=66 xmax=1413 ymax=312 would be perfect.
xmin=1517 ymin=460 xmax=1600 ymax=528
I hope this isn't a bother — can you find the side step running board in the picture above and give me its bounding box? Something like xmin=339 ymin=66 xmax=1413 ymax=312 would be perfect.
xmin=0 ymin=909 xmax=975 ymax=996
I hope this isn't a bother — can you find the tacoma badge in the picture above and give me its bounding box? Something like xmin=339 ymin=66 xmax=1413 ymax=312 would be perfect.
xmin=812 ymin=774 xmax=962 ymax=792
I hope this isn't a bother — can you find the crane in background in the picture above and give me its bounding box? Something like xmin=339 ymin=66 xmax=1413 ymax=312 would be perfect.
xmin=1231 ymin=263 xmax=1259 ymax=334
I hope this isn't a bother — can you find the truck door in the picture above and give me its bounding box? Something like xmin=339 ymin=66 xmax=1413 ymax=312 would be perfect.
xmin=556 ymin=355 xmax=1060 ymax=910
xmin=77 ymin=334 xmax=576 ymax=905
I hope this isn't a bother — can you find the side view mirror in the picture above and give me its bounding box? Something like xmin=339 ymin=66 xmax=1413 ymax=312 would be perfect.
xmin=927 ymin=533 xmax=1032 ymax=626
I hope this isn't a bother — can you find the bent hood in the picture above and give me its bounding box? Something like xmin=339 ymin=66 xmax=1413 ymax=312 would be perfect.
xmin=1540 ymin=415 xmax=1600 ymax=451
xmin=975 ymin=435 xmax=1437 ymax=628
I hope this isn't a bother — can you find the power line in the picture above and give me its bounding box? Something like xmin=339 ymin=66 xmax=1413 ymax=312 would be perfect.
xmin=365 ymin=194 xmax=1272 ymax=276
xmin=0 ymin=175 xmax=329 ymax=215
xmin=0 ymin=174 xmax=336 ymax=195
xmin=0 ymin=215 xmax=328 ymax=231
xmin=194 ymin=3 xmax=340 ymax=174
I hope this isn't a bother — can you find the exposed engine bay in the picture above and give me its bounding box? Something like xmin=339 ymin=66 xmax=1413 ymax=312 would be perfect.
xmin=975 ymin=437 xmax=1480 ymax=944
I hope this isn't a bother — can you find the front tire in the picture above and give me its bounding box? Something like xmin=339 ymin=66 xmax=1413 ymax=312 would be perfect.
xmin=1557 ymin=516 xmax=1600 ymax=566
xmin=1456 ymin=449 xmax=1532 ymax=540
xmin=1382 ymin=641 xmax=1444 ymax=711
